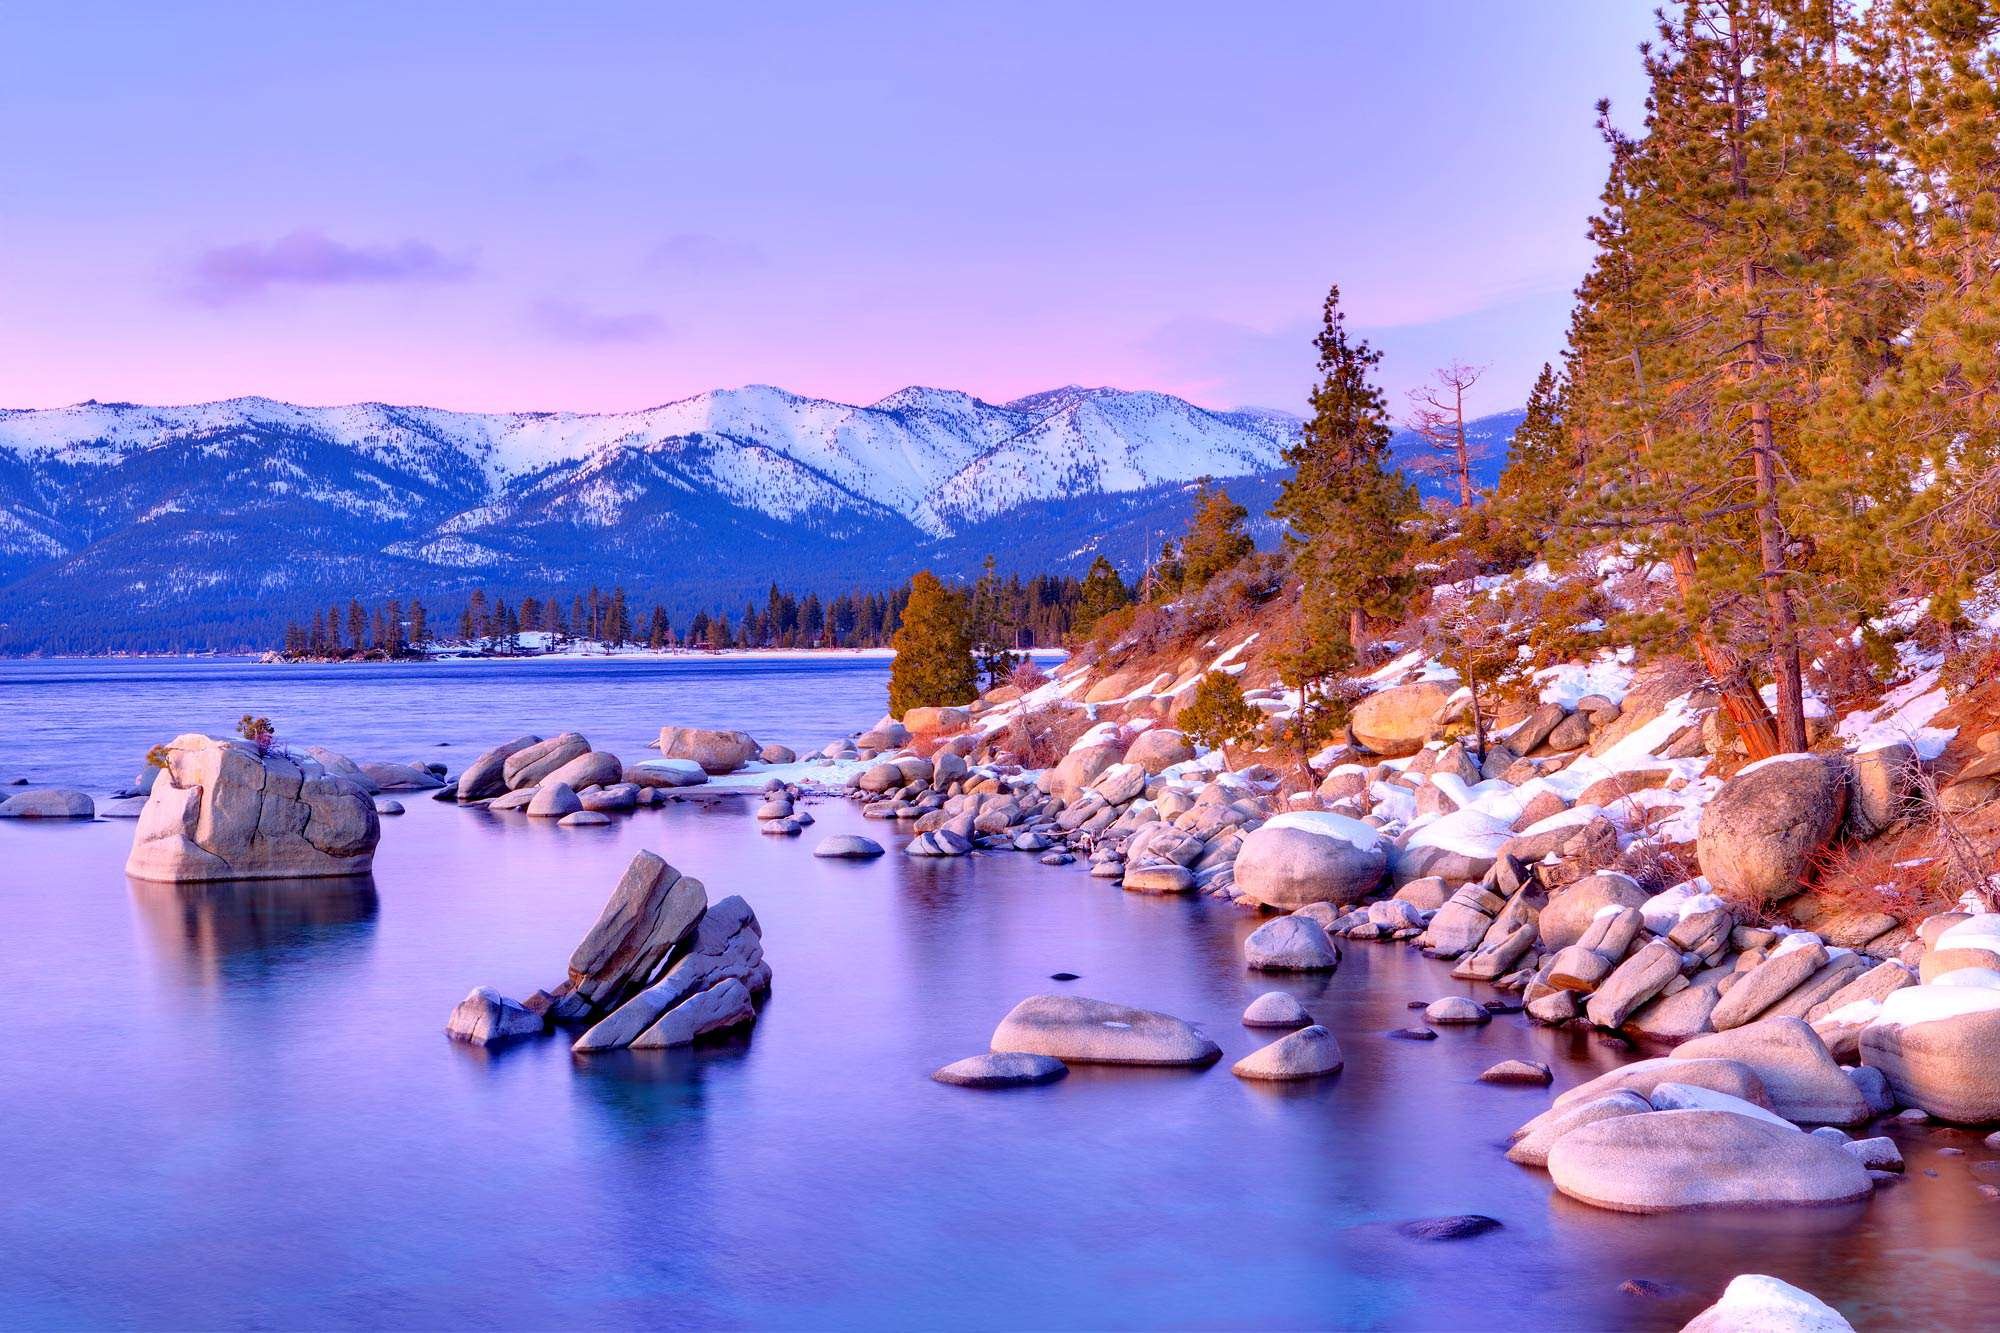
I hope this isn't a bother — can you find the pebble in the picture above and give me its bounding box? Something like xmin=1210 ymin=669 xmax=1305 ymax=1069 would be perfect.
xmin=1049 ymin=972 xmax=1080 ymax=981
xmin=1897 ymin=1108 xmax=1930 ymax=1124
xmin=1389 ymin=1027 xmax=1439 ymax=1042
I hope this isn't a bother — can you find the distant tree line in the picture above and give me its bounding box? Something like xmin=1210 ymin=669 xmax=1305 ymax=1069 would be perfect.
xmin=273 ymin=560 xmax=1134 ymax=659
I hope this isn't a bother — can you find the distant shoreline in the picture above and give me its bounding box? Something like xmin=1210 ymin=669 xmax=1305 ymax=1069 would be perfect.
xmin=1 ymin=645 xmax=1068 ymax=666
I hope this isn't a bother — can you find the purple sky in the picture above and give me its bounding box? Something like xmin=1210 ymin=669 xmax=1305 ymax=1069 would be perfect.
xmin=1 ymin=3 xmax=1652 ymax=419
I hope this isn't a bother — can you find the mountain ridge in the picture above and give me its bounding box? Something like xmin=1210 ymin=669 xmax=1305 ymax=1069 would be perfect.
xmin=0 ymin=386 xmax=1520 ymax=652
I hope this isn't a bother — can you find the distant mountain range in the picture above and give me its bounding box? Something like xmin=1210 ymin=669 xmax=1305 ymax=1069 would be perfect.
xmin=0 ymin=386 xmax=1523 ymax=652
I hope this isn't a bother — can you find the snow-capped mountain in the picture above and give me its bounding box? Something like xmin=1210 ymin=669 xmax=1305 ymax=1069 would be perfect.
xmin=0 ymin=385 xmax=1305 ymax=651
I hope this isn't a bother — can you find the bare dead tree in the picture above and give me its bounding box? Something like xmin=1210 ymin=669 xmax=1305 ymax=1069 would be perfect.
xmin=1405 ymin=361 xmax=1490 ymax=509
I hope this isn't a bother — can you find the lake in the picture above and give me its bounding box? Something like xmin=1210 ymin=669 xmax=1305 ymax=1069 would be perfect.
xmin=0 ymin=657 xmax=1993 ymax=1328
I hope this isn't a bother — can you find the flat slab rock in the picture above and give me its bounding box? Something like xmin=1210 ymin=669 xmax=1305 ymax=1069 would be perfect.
xmin=933 ymin=1052 xmax=1069 ymax=1089
xmin=990 ymin=994 xmax=1220 ymax=1067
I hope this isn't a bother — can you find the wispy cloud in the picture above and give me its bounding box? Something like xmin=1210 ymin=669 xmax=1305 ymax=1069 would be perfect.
xmin=181 ymin=229 xmax=474 ymax=305
xmin=646 ymin=231 xmax=766 ymax=275
xmin=528 ymin=297 xmax=669 ymax=345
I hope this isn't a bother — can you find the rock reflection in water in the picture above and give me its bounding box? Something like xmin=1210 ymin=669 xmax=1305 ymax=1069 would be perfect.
xmin=129 ymin=874 xmax=379 ymax=983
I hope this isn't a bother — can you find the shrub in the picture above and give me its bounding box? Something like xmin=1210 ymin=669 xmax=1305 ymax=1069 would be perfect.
xmin=236 ymin=715 xmax=275 ymax=751
xmin=1002 ymin=703 xmax=1095 ymax=768
xmin=1007 ymin=658 xmax=1050 ymax=693
xmin=1180 ymin=671 xmax=1262 ymax=760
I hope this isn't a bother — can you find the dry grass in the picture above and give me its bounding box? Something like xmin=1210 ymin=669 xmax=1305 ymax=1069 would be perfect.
xmin=996 ymin=703 xmax=1098 ymax=769
xmin=1806 ymin=836 xmax=1953 ymax=923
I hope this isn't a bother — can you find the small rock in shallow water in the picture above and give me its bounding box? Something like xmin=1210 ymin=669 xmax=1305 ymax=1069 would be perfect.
xmin=445 ymin=986 xmax=544 ymax=1046
xmin=932 ymin=1052 xmax=1068 ymax=1089
xmin=1396 ymin=1215 xmax=1501 ymax=1241
xmin=1389 ymin=1027 xmax=1439 ymax=1041
xmin=560 ymin=811 xmax=611 ymax=827
xmin=1618 ymin=1278 xmax=1676 ymax=1299
xmin=813 ymin=835 xmax=884 ymax=858
xmin=1049 ymin=972 xmax=1080 ymax=981
xmin=1242 ymin=991 xmax=1312 ymax=1028
xmin=1233 ymin=1025 xmax=1343 ymax=1081
xmin=1937 ymin=1146 xmax=1965 ymax=1156
xmin=1897 ymin=1107 xmax=1930 ymax=1124
xmin=374 ymin=799 xmax=404 ymax=815
xmin=1039 ymin=851 xmax=1074 ymax=866
xmin=1425 ymin=996 xmax=1490 ymax=1025
xmin=1479 ymin=1059 xmax=1552 ymax=1086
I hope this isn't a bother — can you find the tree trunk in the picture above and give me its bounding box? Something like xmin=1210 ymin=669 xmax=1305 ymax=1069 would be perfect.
xmin=1454 ymin=380 xmax=1472 ymax=509
xmin=1750 ymin=394 xmax=1809 ymax=750
xmin=1667 ymin=545 xmax=1784 ymax=760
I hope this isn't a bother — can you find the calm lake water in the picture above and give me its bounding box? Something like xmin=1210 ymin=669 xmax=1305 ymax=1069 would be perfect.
xmin=2 ymin=657 xmax=1996 ymax=1328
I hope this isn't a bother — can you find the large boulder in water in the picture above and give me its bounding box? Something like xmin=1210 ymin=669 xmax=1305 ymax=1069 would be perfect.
xmin=504 ymin=733 xmax=591 ymax=789
xmin=990 ymin=995 xmax=1220 ymax=1066
xmin=456 ymin=734 xmax=540 ymax=801
xmin=561 ymin=850 xmax=708 ymax=1015
xmin=1232 ymin=812 xmax=1387 ymax=910
xmin=1697 ymin=754 xmax=1846 ymax=904
xmin=1546 ymin=1109 xmax=1871 ymax=1213
xmin=544 ymin=749 xmax=623 ymax=791
xmin=657 ymin=726 xmax=759 ymax=775
xmin=1349 ymin=680 xmax=1455 ymax=757
xmin=573 ymin=893 xmax=767 ymax=1051
xmin=125 ymin=734 xmax=379 ymax=882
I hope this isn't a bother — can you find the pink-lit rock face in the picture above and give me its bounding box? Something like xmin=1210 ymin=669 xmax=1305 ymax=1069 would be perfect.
xmin=125 ymin=733 xmax=379 ymax=882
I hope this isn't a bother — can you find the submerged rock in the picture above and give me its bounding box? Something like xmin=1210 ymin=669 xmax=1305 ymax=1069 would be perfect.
xmin=630 ymin=976 xmax=757 ymax=1048
xmin=932 ymin=1052 xmax=1068 ymax=1089
xmin=1396 ymin=1215 xmax=1502 ymax=1241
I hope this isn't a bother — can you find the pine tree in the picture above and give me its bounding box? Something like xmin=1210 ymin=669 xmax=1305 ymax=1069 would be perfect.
xmin=1493 ymin=362 xmax=1575 ymax=545
xmin=1146 ymin=539 xmax=1184 ymax=602
xmin=1270 ymin=282 xmax=1418 ymax=653
xmin=1563 ymin=2 xmax=1886 ymax=755
xmin=1073 ymin=555 xmax=1130 ymax=635
xmin=604 ymin=587 xmax=631 ymax=646
xmin=887 ymin=570 xmax=977 ymax=715
xmin=1180 ymin=479 xmax=1255 ymax=589
xmin=348 ymin=598 xmax=367 ymax=651
xmin=1179 ymin=671 xmax=1262 ymax=766
xmin=409 ymin=599 xmax=428 ymax=647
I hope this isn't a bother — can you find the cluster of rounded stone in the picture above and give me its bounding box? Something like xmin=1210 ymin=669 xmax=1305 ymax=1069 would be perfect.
xmin=448 ymin=726 xmax=798 ymax=827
